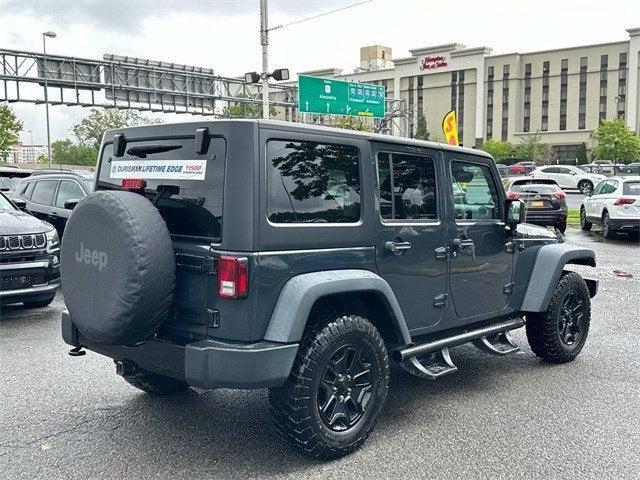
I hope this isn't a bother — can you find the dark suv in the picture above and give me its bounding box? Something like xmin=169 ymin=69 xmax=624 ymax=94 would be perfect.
xmin=15 ymin=170 xmax=94 ymax=237
xmin=60 ymin=120 xmax=597 ymax=459
xmin=0 ymin=191 xmax=61 ymax=307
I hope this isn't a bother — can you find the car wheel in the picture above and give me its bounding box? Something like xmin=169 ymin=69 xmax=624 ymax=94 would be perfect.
xmin=22 ymin=295 xmax=55 ymax=308
xmin=627 ymin=168 xmax=633 ymax=174
xmin=269 ymin=314 xmax=389 ymax=459
xmin=121 ymin=367 xmax=189 ymax=395
xmin=526 ymin=272 xmax=591 ymax=363
xmin=578 ymin=180 xmax=593 ymax=195
xmin=602 ymin=211 xmax=617 ymax=239
xmin=580 ymin=208 xmax=592 ymax=231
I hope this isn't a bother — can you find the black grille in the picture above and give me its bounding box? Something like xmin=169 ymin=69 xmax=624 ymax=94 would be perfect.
xmin=0 ymin=272 xmax=49 ymax=291
xmin=0 ymin=234 xmax=47 ymax=252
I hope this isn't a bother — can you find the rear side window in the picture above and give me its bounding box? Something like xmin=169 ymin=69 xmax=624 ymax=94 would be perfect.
xmin=377 ymin=152 xmax=438 ymax=221
xmin=451 ymin=161 xmax=501 ymax=220
xmin=266 ymin=140 xmax=361 ymax=224
xmin=31 ymin=180 xmax=58 ymax=205
xmin=55 ymin=180 xmax=85 ymax=207
xmin=623 ymin=181 xmax=640 ymax=195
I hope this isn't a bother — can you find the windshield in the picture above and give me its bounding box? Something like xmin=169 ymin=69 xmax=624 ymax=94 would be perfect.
xmin=97 ymin=137 xmax=226 ymax=240
xmin=0 ymin=192 xmax=16 ymax=211
xmin=623 ymin=181 xmax=640 ymax=196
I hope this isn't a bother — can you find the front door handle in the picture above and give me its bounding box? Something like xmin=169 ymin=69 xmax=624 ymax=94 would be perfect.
xmin=453 ymin=238 xmax=474 ymax=249
xmin=385 ymin=240 xmax=412 ymax=255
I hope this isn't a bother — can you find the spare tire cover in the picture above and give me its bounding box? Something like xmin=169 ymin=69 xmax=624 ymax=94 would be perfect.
xmin=61 ymin=191 xmax=175 ymax=345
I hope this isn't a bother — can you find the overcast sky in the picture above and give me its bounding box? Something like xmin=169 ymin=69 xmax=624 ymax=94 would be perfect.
xmin=1 ymin=0 xmax=639 ymax=145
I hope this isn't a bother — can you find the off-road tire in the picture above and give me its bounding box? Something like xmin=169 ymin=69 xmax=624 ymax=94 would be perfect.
xmin=602 ymin=211 xmax=617 ymax=239
xmin=122 ymin=369 xmax=189 ymax=395
xmin=580 ymin=207 xmax=592 ymax=231
xmin=269 ymin=315 xmax=389 ymax=459
xmin=22 ymin=295 xmax=55 ymax=308
xmin=578 ymin=180 xmax=593 ymax=195
xmin=526 ymin=272 xmax=591 ymax=363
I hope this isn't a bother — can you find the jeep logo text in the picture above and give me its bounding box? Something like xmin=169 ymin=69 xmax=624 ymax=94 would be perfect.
xmin=75 ymin=242 xmax=108 ymax=272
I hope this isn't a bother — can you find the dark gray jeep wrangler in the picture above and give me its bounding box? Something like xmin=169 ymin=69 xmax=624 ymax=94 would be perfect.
xmin=60 ymin=120 xmax=597 ymax=459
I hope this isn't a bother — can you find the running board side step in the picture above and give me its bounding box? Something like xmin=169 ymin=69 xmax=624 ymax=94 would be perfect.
xmin=473 ymin=331 xmax=520 ymax=355
xmin=400 ymin=348 xmax=458 ymax=379
xmin=393 ymin=317 xmax=525 ymax=363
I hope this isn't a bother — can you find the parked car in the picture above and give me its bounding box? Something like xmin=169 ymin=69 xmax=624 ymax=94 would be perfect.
xmin=60 ymin=120 xmax=597 ymax=459
xmin=495 ymin=163 xmax=508 ymax=177
xmin=530 ymin=165 xmax=606 ymax=194
xmin=593 ymin=160 xmax=615 ymax=174
xmin=14 ymin=170 xmax=95 ymax=237
xmin=0 ymin=191 xmax=61 ymax=307
xmin=502 ymin=177 xmax=568 ymax=232
xmin=580 ymin=176 xmax=640 ymax=239
xmin=619 ymin=162 xmax=640 ymax=175
xmin=507 ymin=161 xmax=537 ymax=175
xmin=579 ymin=163 xmax=604 ymax=174
xmin=0 ymin=166 xmax=32 ymax=194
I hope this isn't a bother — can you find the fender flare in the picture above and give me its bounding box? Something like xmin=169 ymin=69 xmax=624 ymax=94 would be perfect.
xmin=263 ymin=269 xmax=412 ymax=344
xmin=520 ymin=243 xmax=596 ymax=312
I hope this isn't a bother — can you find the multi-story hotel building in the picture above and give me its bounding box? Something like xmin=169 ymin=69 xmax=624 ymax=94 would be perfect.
xmin=299 ymin=27 xmax=640 ymax=162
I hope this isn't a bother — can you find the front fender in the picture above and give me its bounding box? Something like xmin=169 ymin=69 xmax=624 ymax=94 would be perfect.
xmin=263 ymin=269 xmax=412 ymax=344
xmin=520 ymin=243 xmax=596 ymax=312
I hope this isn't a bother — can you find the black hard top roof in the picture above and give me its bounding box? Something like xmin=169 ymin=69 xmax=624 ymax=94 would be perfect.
xmin=102 ymin=119 xmax=493 ymax=160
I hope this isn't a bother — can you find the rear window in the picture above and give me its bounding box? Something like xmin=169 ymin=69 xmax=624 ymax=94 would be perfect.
xmin=623 ymin=181 xmax=640 ymax=195
xmin=266 ymin=139 xmax=361 ymax=224
xmin=511 ymin=182 xmax=559 ymax=194
xmin=97 ymin=137 xmax=226 ymax=240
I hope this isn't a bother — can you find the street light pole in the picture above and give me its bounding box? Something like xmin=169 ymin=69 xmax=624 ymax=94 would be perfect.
xmin=260 ymin=0 xmax=269 ymax=119
xmin=42 ymin=31 xmax=56 ymax=167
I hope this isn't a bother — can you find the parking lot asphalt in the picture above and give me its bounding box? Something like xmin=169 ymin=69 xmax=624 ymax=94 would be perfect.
xmin=0 ymin=229 xmax=638 ymax=480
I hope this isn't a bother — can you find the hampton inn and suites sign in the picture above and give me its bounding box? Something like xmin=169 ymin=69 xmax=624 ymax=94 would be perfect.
xmin=420 ymin=55 xmax=449 ymax=70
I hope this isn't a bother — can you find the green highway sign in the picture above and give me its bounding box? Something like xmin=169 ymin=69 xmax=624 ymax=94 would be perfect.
xmin=298 ymin=75 xmax=386 ymax=118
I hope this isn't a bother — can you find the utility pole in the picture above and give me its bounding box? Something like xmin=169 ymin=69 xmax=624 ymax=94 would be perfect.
xmin=42 ymin=31 xmax=57 ymax=167
xmin=260 ymin=0 xmax=269 ymax=119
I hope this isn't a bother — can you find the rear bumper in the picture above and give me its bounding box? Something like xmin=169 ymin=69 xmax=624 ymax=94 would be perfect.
xmin=525 ymin=209 xmax=567 ymax=225
xmin=61 ymin=311 xmax=299 ymax=389
xmin=608 ymin=218 xmax=640 ymax=231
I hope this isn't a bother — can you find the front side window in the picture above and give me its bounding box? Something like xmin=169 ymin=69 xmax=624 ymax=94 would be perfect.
xmin=266 ymin=140 xmax=361 ymax=224
xmin=55 ymin=180 xmax=85 ymax=208
xmin=451 ymin=161 xmax=501 ymax=220
xmin=30 ymin=180 xmax=58 ymax=205
xmin=377 ymin=152 xmax=438 ymax=221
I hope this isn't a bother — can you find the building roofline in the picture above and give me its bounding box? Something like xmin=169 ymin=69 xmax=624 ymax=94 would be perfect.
xmin=487 ymin=40 xmax=629 ymax=59
xmin=409 ymin=43 xmax=466 ymax=56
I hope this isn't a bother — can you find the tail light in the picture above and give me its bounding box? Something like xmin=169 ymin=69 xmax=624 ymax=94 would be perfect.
xmin=506 ymin=191 xmax=520 ymax=200
xmin=614 ymin=197 xmax=636 ymax=205
xmin=122 ymin=178 xmax=147 ymax=190
xmin=217 ymin=256 xmax=248 ymax=299
xmin=553 ymin=191 xmax=566 ymax=200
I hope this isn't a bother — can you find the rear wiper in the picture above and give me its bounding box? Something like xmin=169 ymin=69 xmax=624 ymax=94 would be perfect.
xmin=126 ymin=144 xmax=182 ymax=158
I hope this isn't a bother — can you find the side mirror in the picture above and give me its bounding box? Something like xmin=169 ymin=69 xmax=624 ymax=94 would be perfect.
xmin=64 ymin=199 xmax=81 ymax=210
xmin=10 ymin=198 xmax=27 ymax=211
xmin=506 ymin=199 xmax=526 ymax=227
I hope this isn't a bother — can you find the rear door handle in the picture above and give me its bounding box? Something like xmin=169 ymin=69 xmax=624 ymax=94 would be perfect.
xmin=385 ymin=240 xmax=412 ymax=255
xmin=453 ymin=238 xmax=474 ymax=249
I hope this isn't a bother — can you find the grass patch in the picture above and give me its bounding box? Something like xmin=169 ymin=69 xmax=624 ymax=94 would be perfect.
xmin=567 ymin=208 xmax=580 ymax=226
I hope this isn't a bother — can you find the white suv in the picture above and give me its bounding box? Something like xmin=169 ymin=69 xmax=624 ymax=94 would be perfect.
xmin=530 ymin=165 xmax=606 ymax=194
xmin=580 ymin=176 xmax=640 ymax=239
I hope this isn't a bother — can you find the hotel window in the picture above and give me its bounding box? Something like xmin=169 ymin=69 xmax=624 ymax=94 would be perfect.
xmin=541 ymin=61 xmax=550 ymax=131
xmin=579 ymin=56 xmax=587 ymax=129
xmin=458 ymin=70 xmax=465 ymax=142
xmin=559 ymin=59 xmax=568 ymax=131
xmin=408 ymin=76 xmax=415 ymax=136
xmin=599 ymin=54 xmax=608 ymax=123
xmin=617 ymin=52 xmax=627 ymax=119
xmin=486 ymin=66 xmax=494 ymax=139
xmin=417 ymin=75 xmax=424 ymax=118
xmin=523 ymin=63 xmax=531 ymax=132
xmin=501 ymin=64 xmax=510 ymax=140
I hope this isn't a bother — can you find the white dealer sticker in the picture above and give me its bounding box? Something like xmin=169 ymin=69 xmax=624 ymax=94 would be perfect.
xmin=110 ymin=159 xmax=207 ymax=180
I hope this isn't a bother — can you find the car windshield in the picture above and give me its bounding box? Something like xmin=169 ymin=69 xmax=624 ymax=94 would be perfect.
xmin=623 ymin=181 xmax=640 ymax=195
xmin=0 ymin=193 xmax=16 ymax=211
xmin=511 ymin=182 xmax=558 ymax=194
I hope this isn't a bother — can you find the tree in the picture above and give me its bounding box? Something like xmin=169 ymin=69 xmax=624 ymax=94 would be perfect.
xmin=414 ymin=114 xmax=430 ymax=141
xmin=221 ymin=94 xmax=277 ymax=119
xmin=514 ymin=132 xmax=549 ymax=162
xmin=479 ymin=139 xmax=513 ymax=162
xmin=325 ymin=115 xmax=372 ymax=132
xmin=0 ymin=104 xmax=23 ymax=162
xmin=73 ymin=108 xmax=162 ymax=149
xmin=591 ymin=118 xmax=640 ymax=164
xmin=576 ymin=142 xmax=588 ymax=164
xmin=51 ymin=139 xmax=98 ymax=166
